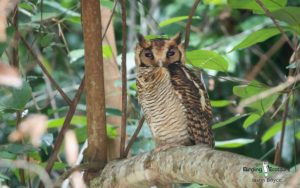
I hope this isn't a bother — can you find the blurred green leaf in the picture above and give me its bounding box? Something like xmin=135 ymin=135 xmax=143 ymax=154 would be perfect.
xmin=243 ymin=113 xmax=262 ymax=128
xmin=106 ymin=108 xmax=122 ymax=116
xmin=0 ymin=27 xmax=15 ymax=56
xmin=233 ymin=80 xmax=279 ymax=113
xmin=211 ymin=100 xmax=235 ymax=107
xmin=212 ymin=114 xmax=248 ymax=129
xmin=231 ymin=28 xmax=282 ymax=51
xmin=39 ymin=33 xmax=56 ymax=48
xmin=204 ymin=0 xmax=227 ymax=5
xmin=75 ymin=124 xmax=117 ymax=142
xmin=215 ymin=138 xmax=255 ymax=148
xmin=0 ymin=151 xmax=17 ymax=160
xmin=296 ymin=131 xmax=300 ymax=140
xmin=42 ymin=1 xmax=80 ymax=17
xmin=228 ymin=0 xmax=287 ymax=13
xmin=69 ymin=49 xmax=84 ymax=63
xmin=0 ymin=81 xmax=32 ymax=111
xmin=186 ymin=50 xmax=229 ymax=72
xmin=159 ymin=16 xmax=200 ymax=27
xmin=272 ymin=7 xmax=300 ymax=29
xmin=48 ymin=116 xmax=86 ymax=128
xmin=0 ymin=144 xmax=37 ymax=155
xmin=31 ymin=12 xmax=62 ymax=22
xmin=261 ymin=120 xmax=292 ymax=143
xmin=286 ymin=60 xmax=299 ymax=69
xmin=144 ymin=35 xmax=169 ymax=40
xmin=103 ymin=45 xmax=113 ymax=59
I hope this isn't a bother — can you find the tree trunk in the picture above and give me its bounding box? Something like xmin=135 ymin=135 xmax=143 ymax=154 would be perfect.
xmin=90 ymin=145 xmax=294 ymax=188
xmin=81 ymin=0 xmax=107 ymax=182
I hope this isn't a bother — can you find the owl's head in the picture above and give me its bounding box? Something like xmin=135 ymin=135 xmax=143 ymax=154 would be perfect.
xmin=135 ymin=33 xmax=185 ymax=67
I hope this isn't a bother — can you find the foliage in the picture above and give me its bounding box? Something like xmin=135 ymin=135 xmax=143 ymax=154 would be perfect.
xmin=0 ymin=0 xmax=299 ymax=187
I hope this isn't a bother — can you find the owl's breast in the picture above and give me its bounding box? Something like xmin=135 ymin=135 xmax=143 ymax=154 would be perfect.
xmin=137 ymin=67 xmax=192 ymax=146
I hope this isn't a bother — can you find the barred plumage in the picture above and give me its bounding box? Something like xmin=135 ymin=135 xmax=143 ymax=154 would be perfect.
xmin=135 ymin=33 xmax=214 ymax=148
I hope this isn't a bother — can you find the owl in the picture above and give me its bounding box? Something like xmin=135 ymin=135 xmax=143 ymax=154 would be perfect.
xmin=135 ymin=33 xmax=214 ymax=148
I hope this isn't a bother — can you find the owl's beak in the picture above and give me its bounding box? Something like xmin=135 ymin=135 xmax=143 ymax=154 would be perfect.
xmin=158 ymin=60 xmax=164 ymax=67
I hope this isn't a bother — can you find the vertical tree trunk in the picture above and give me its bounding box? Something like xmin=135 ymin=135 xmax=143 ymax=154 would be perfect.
xmin=81 ymin=0 xmax=107 ymax=182
xmin=101 ymin=6 xmax=122 ymax=160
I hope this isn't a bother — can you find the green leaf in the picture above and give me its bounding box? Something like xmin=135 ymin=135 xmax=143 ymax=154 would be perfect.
xmin=215 ymin=138 xmax=255 ymax=148
xmin=144 ymin=35 xmax=169 ymax=40
xmin=75 ymin=124 xmax=117 ymax=142
xmin=42 ymin=1 xmax=80 ymax=17
xmin=272 ymin=7 xmax=300 ymax=30
xmin=106 ymin=108 xmax=122 ymax=116
xmin=0 ymin=144 xmax=37 ymax=155
xmin=243 ymin=113 xmax=261 ymax=128
xmin=69 ymin=49 xmax=84 ymax=63
xmin=0 ymin=81 xmax=32 ymax=111
xmin=286 ymin=60 xmax=300 ymax=69
xmin=68 ymin=45 xmax=113 ymax=63
xmin=0 ymin=27 xmax=15 ymax=56
xmin=186 ymin=50 xmax=229 ymax=72
xmin=203 ymin=0 xmax=227 ymax=5
xmin=31 ymin=12 xmax=62 ymax=22
xmin=261 ymin=120 xmax=292 ymax=143
xmin=39 ymin=33 xmax=56 ymax=48
xmin=159 ymin=16 xmax=200 ymax=28
xmin=211 ymin=100 xmax=235 ymax=107
xmin=48 ymin=116 xmax=87 ymax=128
xmin=103 ymin=45 xmax=113 ymax=59
xmin=107 ymin=124 xmax=118 ymax=139
xmin=233 ymin=80 xmax=279 ymax=113
xmin=296 ymin=131 xmax=300 ymax=140
xmin=0 ymin=151 xmax=17 ymax=160
xmin=230 ymin=28 xmax=282 ymax=51
xmin=212 ymin=114 xmax=248 ymax=129
xmin=228 ymin=0 xmax=287 ymax=13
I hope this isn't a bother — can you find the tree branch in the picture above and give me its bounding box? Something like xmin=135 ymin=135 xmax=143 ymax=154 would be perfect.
xmin=90 ymin=145 xmax=294 ymax=188
xmin=120 ymin=0 xmax=128 ymax=159
xmin=184 ymin=0 xmax=201 ymax=49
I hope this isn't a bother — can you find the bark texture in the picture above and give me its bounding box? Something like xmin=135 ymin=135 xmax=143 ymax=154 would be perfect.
xmin=90 ymin=145 xmax=294 ymax=188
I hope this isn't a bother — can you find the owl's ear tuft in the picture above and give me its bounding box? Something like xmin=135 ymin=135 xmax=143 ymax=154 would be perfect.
xmin=137 ymin=33 xmax=145 ymax=44
xmin=171 ymin=32 xmax=182 ymax=45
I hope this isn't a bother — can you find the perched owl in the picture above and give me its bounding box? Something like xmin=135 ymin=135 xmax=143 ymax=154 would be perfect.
xmin=135 ymin=33 xmax=214 ymax=148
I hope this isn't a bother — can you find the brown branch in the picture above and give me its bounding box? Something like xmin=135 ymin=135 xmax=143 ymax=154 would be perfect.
xmin=184 ymin=0 xmax=201 ymax=49
xmin=90 ymin=145 xmax=294 ymax=188
xmin=120 ymin=0 xmax=127 ymax=159
xmin=19 ymin=34 xmax=72 ymax=105
xmin=102 ymin=0 xmax=118 ymax=39
xmin=254 ymin=0 xmax=295 ymax=51
xmin=45 ymin=76 xmax=85 ymax=173
xmin=245 ymin=36 xmax=286 ymax=81
xmin=81 ymin=0 xmax=107 ymax=182
xmin=124 ymin=116 xmax=145 ymax=157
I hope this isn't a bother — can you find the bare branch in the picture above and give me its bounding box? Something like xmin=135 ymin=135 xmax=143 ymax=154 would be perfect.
xmin=91 ymin=145 xmax=294 ymax=188
xmin=184 ymin=0 xmax=201 ymax=49
xmin=124 ymin=116 xmax=145 ymax=157
xmin=237 ymin=74 xmax=300 ymax=112
xmin=120 ymin=0 xmax=128 ymax=159
xmin=254 ymin=0 xmax=295 ymax=51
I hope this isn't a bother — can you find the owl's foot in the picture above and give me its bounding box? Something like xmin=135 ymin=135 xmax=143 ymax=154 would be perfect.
xmin=153 ymin=143 xmax=181 ymax=153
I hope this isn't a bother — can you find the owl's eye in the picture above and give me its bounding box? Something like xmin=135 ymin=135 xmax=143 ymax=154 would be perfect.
xmin=167 ymin=50 xmax=175 ymax=57
xmin=144 ymin=52 xmax=154 ymax=58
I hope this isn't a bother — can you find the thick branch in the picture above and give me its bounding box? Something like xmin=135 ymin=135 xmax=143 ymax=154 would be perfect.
xmin=91 ymin=145 xmax=294 ymax=188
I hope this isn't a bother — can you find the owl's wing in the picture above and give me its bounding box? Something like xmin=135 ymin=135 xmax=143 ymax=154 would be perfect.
xmin=168 ymin=63 xmax=214 ymax=147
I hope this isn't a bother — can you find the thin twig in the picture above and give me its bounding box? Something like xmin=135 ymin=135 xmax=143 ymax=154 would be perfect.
xmin=120 ymin=0 xmax=127 ymax=158
xmin=124 ymin=116 xmax=145 ymax=157
xmin=102 ymin=0 xmax=118 ymax=39
xmin=45 ymin=76 xmax=85 ymax=173
xmin=237 ymin=74 xmax=300 ymax=111
xmin=274 ymin=97 xmax=289 ymax=166
xmin=184 ymin=0 xmax=201 ymax=49
xmin=0 ymin=159 xmax=53 ymax=188
xmin=254 ymin=0 xmax=295 ymax=51
xmin=245 ymin=36 xmax=286 ymax=80
xmin=19 ymin=34 xmax=72 ymax=105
